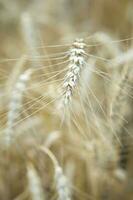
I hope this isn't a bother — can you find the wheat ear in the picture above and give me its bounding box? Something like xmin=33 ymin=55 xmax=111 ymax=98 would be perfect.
xmin=110 ymin=66 xmax=130 ymax=134
xmin=4 ymin=69 xmax=32 ymax=146
xmin=21 ymin=12 xmax=42 ymax=68
xmin=62 ymin=38 xmax=86 ymax=105
xmin=40 ymin=146 xmax=71 ymax=200
xmin=27 ymin=163 xmax=45 ymax=200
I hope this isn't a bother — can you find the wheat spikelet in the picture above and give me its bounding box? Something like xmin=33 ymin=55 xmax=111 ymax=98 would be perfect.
xmin=62 ymin=38 xmax=86 ymax=105
xmin=27 ymin=163 xmax=45 ymax=200
xmin=4 ymin=69 xmax=32 ymax=146
xmin=40 ymin=146 xmax=71 ymax=200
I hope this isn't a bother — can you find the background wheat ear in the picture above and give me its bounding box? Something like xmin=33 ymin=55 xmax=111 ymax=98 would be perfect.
xmin=4 ymin=69 xmax=32 ymax=146
xmin=27 ymin=163 xmax=45 ymax=200
xmin=40 ymin=146 xmax=71 ymax=200
xmin=110 ymin=66 xmax=131 ymax=135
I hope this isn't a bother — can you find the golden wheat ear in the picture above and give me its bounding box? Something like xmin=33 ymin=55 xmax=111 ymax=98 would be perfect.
xmin=62 ymin=38 xmax=86 ymax=106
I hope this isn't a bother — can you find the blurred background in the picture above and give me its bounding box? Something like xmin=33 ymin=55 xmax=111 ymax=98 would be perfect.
xmin=0 ymin=0 xmax=133 ymax=57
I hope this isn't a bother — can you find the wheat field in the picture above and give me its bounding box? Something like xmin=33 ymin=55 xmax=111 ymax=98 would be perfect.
xmin=0 ymin=0 xmax=133 ymax=199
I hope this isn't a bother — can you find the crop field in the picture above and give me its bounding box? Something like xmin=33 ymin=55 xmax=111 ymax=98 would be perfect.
xmin=0 ymin=0 xmax=133 ymax=199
